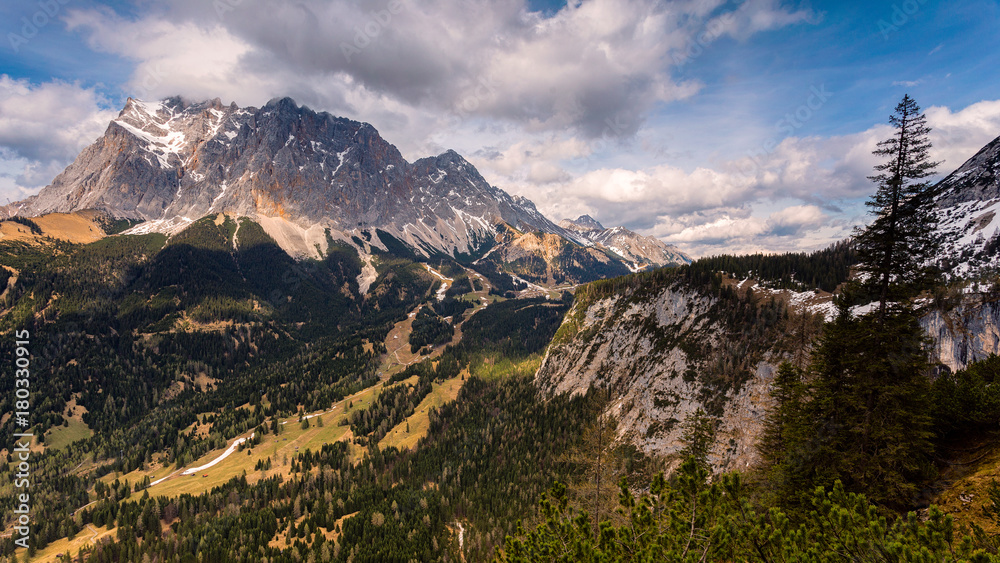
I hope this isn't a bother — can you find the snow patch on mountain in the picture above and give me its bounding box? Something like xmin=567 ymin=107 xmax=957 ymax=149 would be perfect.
xmin=932 ymin=133 xmax=1000 ymax=279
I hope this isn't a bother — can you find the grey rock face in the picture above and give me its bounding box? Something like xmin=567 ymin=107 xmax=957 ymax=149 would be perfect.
xmin=937 ymin=135 xmax=1000 ymax=207
xmin=536 ymin=281 xmax=780 ymax=473
xmin=560 ymin=214 xmax=605 ymax=232
xmin=921 ymin=294 xmax=1000 ymax=372
xmin=559 ymin=216 xmax=691 ymax=271
xmin=2 ymin=97 xmax=581 ymax=259
xmin=537 ymin=281 xmax=1000 ymax=474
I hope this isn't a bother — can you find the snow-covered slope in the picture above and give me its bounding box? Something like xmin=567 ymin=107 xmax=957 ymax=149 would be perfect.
xmin=933 ymin=134 xmax=1000 ymax=278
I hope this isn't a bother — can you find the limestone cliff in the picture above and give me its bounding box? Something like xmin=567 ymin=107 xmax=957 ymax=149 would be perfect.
xmin=922 ymin=291 xmax=1000 ymax=372
xmin=537 ymin=272 xmax=1000 ymax=474
xmin=535 ymin=270 xmax=797 ymax=473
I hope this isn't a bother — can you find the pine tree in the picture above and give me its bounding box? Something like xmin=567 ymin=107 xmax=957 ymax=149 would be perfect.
xmin=757 ymin=363 xmax=804 ymax=478
xmin=790 ymin=307 xmax=936 ymax=508
xmin=853 ymin=94 xmax=940 ymax=318
xmin=678 ymin=408 xmax=716 ymax=471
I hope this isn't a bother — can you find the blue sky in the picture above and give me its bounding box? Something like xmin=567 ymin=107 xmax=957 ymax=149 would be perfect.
xmin=1 ymin=0 xmax=998 ymax=255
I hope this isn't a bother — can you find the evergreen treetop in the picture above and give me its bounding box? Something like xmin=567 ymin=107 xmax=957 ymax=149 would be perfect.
xmin=853 ymin=94 xmax=941 ymax=317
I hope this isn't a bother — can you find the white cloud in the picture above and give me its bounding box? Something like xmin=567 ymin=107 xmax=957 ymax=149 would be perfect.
xmin=62 ymin=0 xmax=813 ymax=143
xmin=0 ymin=75 xmax=115 ymax=162
xmin=15 ymin=0 xmax=997 ymax=259
xmin=0 ymin=76 xmax=117 ymax=201
xmin=925 ymin=99 xmax=1000 ymax=171
xmin=488 ymin=97 xmax=1000 ymax=257
xmin=64 ymin=9 xmax=261 ymax=105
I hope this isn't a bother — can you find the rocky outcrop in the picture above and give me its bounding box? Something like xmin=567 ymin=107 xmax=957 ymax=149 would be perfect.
xmin=537 ymin=275 xmax=1000 ymax=474
xmin=478 ymin=228 xmax=631 ymax=286
xmin=536 ymin=274 xmax=790 ymax=473
xmin=922 ymin=293 xmax=1000 ymax=372
xmin=559 ymin=215 xmax=691 ymax=271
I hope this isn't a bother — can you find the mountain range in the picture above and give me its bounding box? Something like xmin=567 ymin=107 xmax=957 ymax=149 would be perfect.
xmin=2 ymin=95 xmax=1000 ymax=561
xmin=934 ymin=133 xmax=1000 ymax=278
xmin=1 ymin=96 xmax=690 ymax=284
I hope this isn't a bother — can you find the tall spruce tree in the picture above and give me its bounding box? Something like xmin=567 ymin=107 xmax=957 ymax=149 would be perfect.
xmin=799 ymin=306 xmax=935 ymax=508
xmin=757 ymin=363 xmax=807 ymax=499
xmin=761 ymin=97 xmax=943 ymax=509
xmin=853 ymin=94 xmax=940 ymax=318
xmin=679 ymin=408 xmax=717 ymax=471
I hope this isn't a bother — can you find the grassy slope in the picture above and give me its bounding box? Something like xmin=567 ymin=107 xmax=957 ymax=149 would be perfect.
xmin=932 ymin=440 xmax=1000 ymax=536
xmin=43 ymin=417 xmax=94 ymax=452
xmin=379 ymin=372 xmax=466 ymax=451
xmin=25 ymin=525 xmax=117 ymax=563
xmin=104 ymin=383 xmax=385 ymax=498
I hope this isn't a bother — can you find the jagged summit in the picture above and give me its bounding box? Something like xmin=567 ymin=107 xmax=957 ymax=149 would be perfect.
xmin=937 ymin=134 xmax=1000 ymax=207
xmin=559 ymin=214 xmax=605 ymax=232
xmin=1 ymin=95 xmax=691 ymax=280
xmin=559 ymin=215 xmax=691 ymax=272
xmin=2 ymin=96 xmax=580 ymax=260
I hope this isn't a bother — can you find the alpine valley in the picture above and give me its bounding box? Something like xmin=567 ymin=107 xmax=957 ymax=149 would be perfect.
xmin=1 ymin=96 xmax=1000 ymax=563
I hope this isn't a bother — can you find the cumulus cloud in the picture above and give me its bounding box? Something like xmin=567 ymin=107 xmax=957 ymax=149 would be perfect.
xmin=11 ymin=0 xmax=995 ymax=258
xmin=63 ymin=0 xmax=813 ymax=141
xmin=488 ymin=96 xmax=1000 ymax=256
xmin=0 ymin=76 xmax=117 ymax=200
xmin=925 ymin=100 xmax=1000 ymax=170
xmin=0 ymin=75 xmax=115 ymax=163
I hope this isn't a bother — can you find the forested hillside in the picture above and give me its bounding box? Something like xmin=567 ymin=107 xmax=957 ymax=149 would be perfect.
xmin=3 ymin=95 xmax=1000 ymax=563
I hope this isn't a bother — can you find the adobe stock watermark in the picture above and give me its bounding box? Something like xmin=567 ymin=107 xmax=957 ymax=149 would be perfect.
xmin=7 ymin=0 xmax=72 ymax=54
xmin=581 ymin=112 xmax=643 ymax=166
xmin=672 ymin=9 xmax=737 ymax=69
xmin=877 ymin=0 xmax=929 ymax=40
xmin=445 ymin=76 xmax=497 ymax=127
xmin=739 ymin=84 xmax=833 ymax=179
xmin=132 ymin=64 xmax=167 ymax=102
xmin=10 ymin=329 xmax=33 ymax=551
xmin=341 ymin=0 xmax=409 ymax=63
xmin=413 ymin=74 xmax=497 ymax=157
xmin=268 ymin=261 xmax=320 ymax=308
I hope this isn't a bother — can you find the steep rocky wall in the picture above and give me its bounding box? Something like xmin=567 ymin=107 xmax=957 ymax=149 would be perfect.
xmin=535 ymin=279 xmax=787 ymax=473
xmin=922 ymin=293 xmax=1000 ymax=372
xmin=537 ymin=281 xmax=1000 ymax=475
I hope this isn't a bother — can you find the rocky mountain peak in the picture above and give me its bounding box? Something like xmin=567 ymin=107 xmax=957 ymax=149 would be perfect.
xmin=0 ymin=97 xmax=590 ymax=262
xmin=559 ymin=214 xmax=605 ymax=232
xmin=936 ymin=134 xmax=1000 ymax=207
xmin=1 ymin=95 xmax=693 ymax=278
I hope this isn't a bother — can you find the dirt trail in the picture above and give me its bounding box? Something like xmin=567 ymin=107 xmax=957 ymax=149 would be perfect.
xmin=378 ymin=266 xmax=493 ymax=379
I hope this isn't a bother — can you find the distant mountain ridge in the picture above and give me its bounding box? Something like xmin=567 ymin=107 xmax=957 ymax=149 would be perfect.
xmin=2 ymin=96 xmax=689 ymax=284
xmin=559 ymin=215 xmax=691 ymax=272
xmin=4 ymin=96 xmax=577 ymax=257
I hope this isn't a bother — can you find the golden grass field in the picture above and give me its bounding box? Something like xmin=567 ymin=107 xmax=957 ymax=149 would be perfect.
xmin=0 ymin=212 xmax=107 ymax=245
xmin=379 ymin=372 xmax=466 ymax=452
xmin=25 ymin=524 xmax=117 ymax=563
xmin=102 ymin=382 xmax=385 ymax=499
